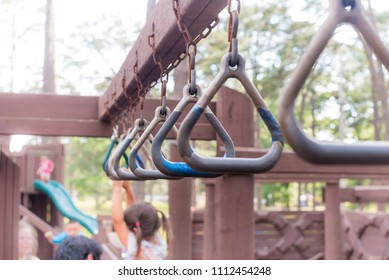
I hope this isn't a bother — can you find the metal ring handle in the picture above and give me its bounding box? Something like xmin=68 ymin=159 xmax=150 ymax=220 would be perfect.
xmin=278 ymin=0 xmax=389 ymax=164
xmin=129 ymin=106 xmax=182 ymax=180
xmin=178 ymin=53 xmax=283 ymax=173
xmin=103 ymin=137 xmax=140 ymax=177
xmin=103 ymin=138 xmax=119 ymax=176
xmin=151 ymin=86 xmax=229 ymax=177
xmin=111 ymin=120 xmax=150 ymax=180
xmin=106 ymin=134 xmax=136 ymax=180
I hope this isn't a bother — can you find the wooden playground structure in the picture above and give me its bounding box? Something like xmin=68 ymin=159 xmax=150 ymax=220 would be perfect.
xmin=2 ymin=0 xmax=389 ymax=260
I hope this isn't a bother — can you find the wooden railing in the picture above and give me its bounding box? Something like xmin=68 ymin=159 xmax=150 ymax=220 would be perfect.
xmin=192 ymin=209 xmax=389 ymax=260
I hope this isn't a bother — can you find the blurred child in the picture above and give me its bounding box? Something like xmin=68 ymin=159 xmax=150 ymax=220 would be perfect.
xmin=36 ymin=155 xmax=55 ymax=182
xmin=18 ymin=220 xmax=39 ymax=260
xmin=44 ymin=220 xmax=82 ymax=244
xmin=111 ymin=180 xmax=171 ymax=260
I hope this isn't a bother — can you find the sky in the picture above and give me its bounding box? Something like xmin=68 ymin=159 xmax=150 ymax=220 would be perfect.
xmin=2 ymin=0 xmax=389 ymax=150
xmin=0 ymin=0 xmax=148 ymax=151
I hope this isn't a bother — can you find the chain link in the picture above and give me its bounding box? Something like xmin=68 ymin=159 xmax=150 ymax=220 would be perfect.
xmin=228 ymin=0 xmax=240 ymax=67
xmin=148 ymin=23 xmax=169 ymax=83
xmin=120 ymin=2 xmax=221 ymax=112
xmin=173 ymin=0 xmax=200 ymax=93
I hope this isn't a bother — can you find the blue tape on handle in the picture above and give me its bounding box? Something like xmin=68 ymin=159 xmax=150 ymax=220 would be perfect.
xmin=258 ymin=108 xmax=284 ymax=144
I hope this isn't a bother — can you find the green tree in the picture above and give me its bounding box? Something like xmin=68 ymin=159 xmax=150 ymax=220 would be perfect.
xmin=65 ymin=137 xmax=111 ymax=211
xmin=59 ymin=16 xmax=137 ymax=209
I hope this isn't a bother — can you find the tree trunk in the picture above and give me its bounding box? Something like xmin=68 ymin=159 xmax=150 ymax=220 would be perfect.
xmin=43 ymin=0 xmax=56 ymax=94
xmin=360 ymin=35 xmax=381 ymax=140
xmin=42 ymin=0 xmax=58 ymax=144
xmin=338 ymin=73 xmax=346 ymax=141
xmin=367 ymin=9 xmax=389 ymax=140
xmin=377 ymin=64 xmax=389 ymax=140
xmin=173 ymin=62 xmax=188 ymax=99
xmin=365 ymin=1 xmax=389 ymax=139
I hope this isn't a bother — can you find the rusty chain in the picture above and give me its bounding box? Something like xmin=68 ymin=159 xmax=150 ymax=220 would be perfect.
xmin=114 ymin=0 xmax=221 ymax=123
xmin=228 ymin=0 xmax=240 ymax=67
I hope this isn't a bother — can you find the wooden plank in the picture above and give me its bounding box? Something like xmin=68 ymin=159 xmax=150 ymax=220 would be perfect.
xmin=0 ymin=93 xmax=100 ymax=120
xmin=354 ymin=186 xmax=389 ymax=203
xmin=0 ymin=149 xmax=19 ymax=259
xmin=29 ymin=194 xmax=53 ymax=260
xmin=255 ymin=173 xmax=339 ymax=183
xmin=19 ymin=205 xmax=58 ymax=235
xmin=0 ymin=93 xmax=216 ymax=121
xmin=0 ymin=94 xmax=216 ymax=139
xmin=340 ymin=186 xmax=389 ymax=203
xmin=0 ymin=150 xmax=6 ymax=259
xmin=0 ymin=117 xmax=216 ymax=139
xmin=4 ymin=152 xmax=14 ymax=258
xmin=0 ymin=117 xmax=112 ymax=137
xmin=98 ymin=0 xmax=227 ymax=120
xmin=11 ymin=155 xmax=19 ymax=260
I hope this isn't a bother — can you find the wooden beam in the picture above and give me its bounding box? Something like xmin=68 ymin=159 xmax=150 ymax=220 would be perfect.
xmin=98 ymin=0 xmax=227 ymax=121
xmin=0 ymin=118 xmax=112 ymax=138
xmin=0 ymin=93 xmax=99 ymax=120
xmin=340 ymin=186 xmax=389 ymax=203
xmin=19 ymin=205 xmax=58 ymax=235
xmin=0 ymin=93 xmax=216 ymax=139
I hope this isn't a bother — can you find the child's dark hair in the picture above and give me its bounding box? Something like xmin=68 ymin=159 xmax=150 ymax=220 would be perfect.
xmin=54 ymin=236 xmax=102 ymax=260
xmin=123 ymin=202 xmax=171 ymax=258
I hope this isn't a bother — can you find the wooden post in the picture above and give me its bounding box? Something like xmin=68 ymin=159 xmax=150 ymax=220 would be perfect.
xmin=215 ymin=174 xmax=254 ymax=259
xmin=0 ymin=149 xmax=19 ymax=260
xmin=203 ymin=180 xmax=216 ymax=259
xmin=214 ymin=87 xmax=255 ymax=259
xmin=324 ymin=180 xmax=344 ymax=259
xmin=168 ymin=143 xmax=193 ymax=259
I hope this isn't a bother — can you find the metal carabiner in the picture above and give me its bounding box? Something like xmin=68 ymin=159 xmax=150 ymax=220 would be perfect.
xmin=110 ymin=120 xmax=150 ymax=180
xmin=278 ymin=0 xmax=389 ymax=164
xmin=128 ymin=106 xmax=182 ymax=180
xmin=152 ymin=84 xmax=234 ymax=177
xmin=177 ymin=52 xmax=284 ymax=173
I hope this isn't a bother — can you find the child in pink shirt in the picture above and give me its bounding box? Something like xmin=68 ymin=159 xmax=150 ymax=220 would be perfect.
xmin=36 ymin=156 xmax=55 ymax=182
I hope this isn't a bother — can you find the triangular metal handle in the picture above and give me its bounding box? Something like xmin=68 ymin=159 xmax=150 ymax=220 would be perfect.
xmin=103 ymin=137 xmax=119 ymax=177
xmin=279 ymin=0 xmax=389 ymax=164
xmin=128 ymin=106 xmax=182 ymax=180
xmin=178 ymin=53 xmax=284 ymax=173
xmin=151 ymin=85 xmax=234 ymax=177
xmin=110 ymin=120 xmax=151 ymax=180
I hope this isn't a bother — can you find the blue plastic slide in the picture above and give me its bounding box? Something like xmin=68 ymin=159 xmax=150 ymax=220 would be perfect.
xmin=34 ymin=179 xmax=98 ymax=235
